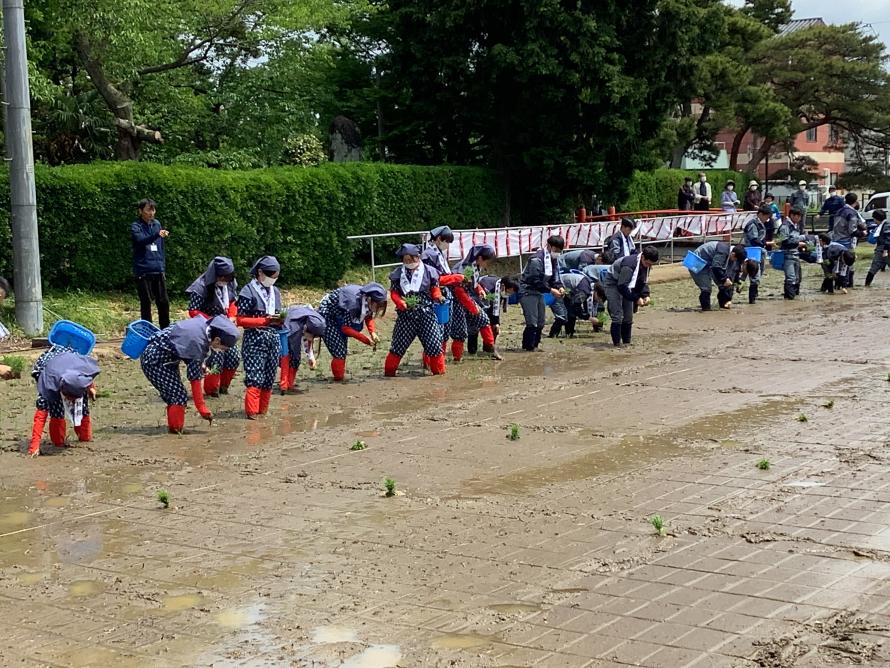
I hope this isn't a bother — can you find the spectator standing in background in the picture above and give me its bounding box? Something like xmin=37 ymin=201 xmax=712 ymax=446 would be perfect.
xmin=789 ymin=180 xmax=810 ymax=232
xmin=131 ymin=198 xmax=170 ymax=329
xmin=677 ymin=176 xmax=695 ymax=211
xmin=692 ymin=172 xmax=712 ymax=211
xmin=743 ymin=180 xmax=762 ymax=211
xmin=721 ymin=180 xmax=740 ymax=212
xmin=819 ymin=185 xmax=844 ymax=233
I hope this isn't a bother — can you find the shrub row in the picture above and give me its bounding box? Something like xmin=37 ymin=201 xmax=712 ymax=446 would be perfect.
xmin=621 ymin=168 xmax=750 ymax=212
xmin=0 ymin=162 xmax=506 ymax=290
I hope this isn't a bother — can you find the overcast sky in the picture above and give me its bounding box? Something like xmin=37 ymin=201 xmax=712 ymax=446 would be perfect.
xmin=727 ymin=0 xmax=890 ymax=51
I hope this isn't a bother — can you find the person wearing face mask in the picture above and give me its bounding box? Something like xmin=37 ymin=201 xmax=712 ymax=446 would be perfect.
xmin=447 ymin=245 xmax=503 ymax=361
xmin=743 ymin=180 xmax=762 ymax=212
xmin=677 ymin=177 xmax=695 ymax=211
xmin=140 ymin=315 xmax=240 ymax=433
xmin=693 ymin=173 xmax=712 ymax=211
xmin=386 ymin=244 xmax=446 ymax=376
xmin=236 ymin=256 xmax=284 ymax=418
xmin=185 ymin=257 xmax=240 ymax=397
xmin=422 ymin=226 xmax=456 ymax=359
xmin=789 ymin=181 xmax=810 ymax=231
xmin=318 ymin=282 xmax=388 ymax=381
xmin=27 ymin=346 xmax=100 ymax=457
xmin=278 ymin=306 xmax=326 ymax=394
xmin=721 ymin=181 xmax=740 ymax=212
xmin=519 ymin=235 xmax=565 ymax=351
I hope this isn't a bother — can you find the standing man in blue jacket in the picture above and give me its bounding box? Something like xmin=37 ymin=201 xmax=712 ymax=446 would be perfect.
xmin=131 ymin=198 xmax=170 ymax=328
xmin=819 ymin=185 xmax=845 ymax=233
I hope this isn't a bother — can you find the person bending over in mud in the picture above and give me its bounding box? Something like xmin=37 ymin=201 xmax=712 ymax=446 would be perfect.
xmin=689 ymin=242 xmax=756 ymax=311
xmin=28 ymin=347 xmax=100 ymax=457
xmin=602 ymin=246 xmax=658 ymax=346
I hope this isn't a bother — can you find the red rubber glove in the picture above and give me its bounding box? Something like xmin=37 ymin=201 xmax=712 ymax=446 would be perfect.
xmin=390 ymin=290 xmax=407 ymax=312
xmin=227 ymin=302 xmax=238 ymax=318
xmin=188 ymin=309 xmax=211 ymax=319
xmin=430 ymin=286 xmax=443 ymax=302
xmin=453 ymin=286 xmax=479 ymax=315
xmin=236 ymin=315 xmax=274 ymax=328
xmin=341 ymin=325 xmax=372 ymax=345
xmin=190 ymin=380 xmax=212 ymax=420
xmin=438 ymin=274 xmax=465 ymax=287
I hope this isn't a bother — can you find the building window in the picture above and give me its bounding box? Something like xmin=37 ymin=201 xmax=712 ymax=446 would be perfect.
xmin=829 ymin=125 xmax=840 ymax=145
xmin=805 ymin=127 xmax=817 ymax=142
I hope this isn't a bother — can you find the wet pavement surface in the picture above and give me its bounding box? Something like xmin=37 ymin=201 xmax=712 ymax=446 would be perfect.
xmin=3 ymin=267 xmax=890 ymax=667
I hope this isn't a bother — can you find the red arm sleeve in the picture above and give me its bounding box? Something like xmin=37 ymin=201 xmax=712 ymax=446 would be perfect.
xmin=365 ymin=317 xmax=376 ymax=335
xmin=474 ymin=284 xmax=486 ymax=298
xmin=430 ymin=286 xmax=443 ymax=301
xmin=227 ymin=302 xmax=237 ymax=318
xmin=188 ymin=309 xmax=210 ymax=319
xmin=390 ymin=290 xmax=407 ymax=312
xmin=236 ymin=315 xmax=273 ymax=328
xmin=438 ymin=273 xmax=464 ymax=287
xmin=341 ymin=325 xmax=372 ymax=345
xmin=453 ymin=286 xmax=479 ymax=315
xmin=190 ymin=380 xmax=211 ymax=419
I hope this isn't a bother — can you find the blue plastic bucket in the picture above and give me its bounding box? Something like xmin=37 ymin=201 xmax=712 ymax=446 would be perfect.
xmin=543 ymin=293 xmax=556 ymax=306
xmin=278 ymin=329 xmax=289 ymax=357
xmin=433 ymin=301 xmax=451 ymax=324
xmin=745 ymin=246 xmax=763 ymax=263
xmin=769 ymin=250 xmax=786 ymax=270
xmin=507 ymin=293 xmax=520 ymax=305
xmin=682 ymin=251 xmax=707 ymax=274
xmin=121 ymin=320 xmax=159 ymax=359
xmin=868 ymin=230 xmax=878 ymax=244
xmin=48 ymin=320 xmax=97 ymax=355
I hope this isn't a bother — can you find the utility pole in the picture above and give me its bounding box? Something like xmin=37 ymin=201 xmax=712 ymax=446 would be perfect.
xmin=2 ymin=0 xmax=43 ymax=334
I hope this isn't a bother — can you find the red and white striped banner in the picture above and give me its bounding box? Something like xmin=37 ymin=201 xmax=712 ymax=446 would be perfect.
xmin=447 ymin=212 xmax=750 ymax=260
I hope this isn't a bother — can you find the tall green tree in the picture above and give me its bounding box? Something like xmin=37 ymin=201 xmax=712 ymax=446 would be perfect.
xmin=741 ymin=22 xmax=890 ymax=171
xmin=378 ymin=0 xmax=724 ymax=217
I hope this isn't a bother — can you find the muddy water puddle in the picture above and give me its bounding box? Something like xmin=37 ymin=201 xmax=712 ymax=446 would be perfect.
xmin=162 ymin=592 xmax=204 ymax=611
xmin=431 ymin=632 xmax=500 ymax=649
xmin=312 ymin=625 xmax=360 ymax=644
xmin=467 ymin=397 xmax=801 ymax=496
xmin=486 ymin=602 xmax=541 ymax=614
xmin=340 ymin=644 xmax=402 ymax=667
xmin=68 ymin=579 xmax=104 ymax=596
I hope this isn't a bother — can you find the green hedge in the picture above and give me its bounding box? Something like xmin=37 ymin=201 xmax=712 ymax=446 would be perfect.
xmin=0 ymin=162 xmax=505 ymax=290
xmin=620 ymin=168 xmax=749 ymax=212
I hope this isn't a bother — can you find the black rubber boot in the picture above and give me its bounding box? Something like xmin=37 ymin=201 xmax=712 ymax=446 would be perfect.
xmin=534 ymin=327 xmax=545 ymax=349
xmin=748 ymin=284 xmax=758 ymax=304
xmin=847 ymin=270 xmax=855 ymax=288
xmin=610 ymin=323 xmax=622 ymax=347
xmin=699 ymin=291 xmax=712 ymax=311
xmin=865 ymin=272 xmax=875 ymax=287
xmin=548 ymin=320 xmax=563 ymax=338
xmin=467 ymin=333 xmax=479 ymax=354
xmin=565 ymin=317 xmax=576 ymax=338
xmin=620 ymin=323 xmax=632 ymax=345
xmin=820 ymin=277 xmax=833 ymax=293
xmin=783 ymin=285 xmax=794 ymax=300
xmin=521 ymin=326 xmax=536 ymax=351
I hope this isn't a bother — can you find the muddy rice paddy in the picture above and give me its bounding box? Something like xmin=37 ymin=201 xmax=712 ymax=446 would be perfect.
xmin=2 ymin=263 xmax=890 ymax=667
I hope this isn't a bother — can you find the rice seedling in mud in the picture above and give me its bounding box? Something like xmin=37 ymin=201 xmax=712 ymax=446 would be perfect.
xmin=157 ymin=489 xmax=170 ymax=508
xmin=757 ymin=459 xmax=771 ymax=471
xmin=350 ymin=440 xmax=367 ymax=451
xmin=506 ymin=424 xmax=520 ymax=441
xmin=0 ymin=355 xmax=26 ymax=378
xmin=822 ymin=400 xmax=834 ymax=409
xmin=384 ymin=478 xmax=396 ymax=497
xmin=404 ymin=295 xmax=420 ymax=310
xmin=797 ymin=414 xmax=808 ymax=423
xmin=649 ymin=515 xmax=666 ymax=536
xmin=95 ymin=388 xmax=113 ymax=399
